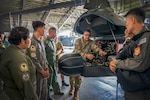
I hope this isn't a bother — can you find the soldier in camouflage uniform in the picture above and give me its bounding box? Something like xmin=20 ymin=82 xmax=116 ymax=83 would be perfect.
xmin=0 ymin=27 xmax=38 ymax=100
xmin=110 ymin=8 xmax=150 ymax=100
xmin=70 ymin=29 xmax=107 ymax=100
xmin=56 ymin=40 xmax=69 ymax=86
xmin=26 ymin=21 xmax=50 ymax=100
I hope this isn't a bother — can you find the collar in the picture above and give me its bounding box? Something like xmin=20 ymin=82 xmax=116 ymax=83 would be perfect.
xmin=33 ymin=35 xmax=41 ymax=43
xmin=10 ymin=44 xmax=24 ymax=53
xmin=132 ymin=27 xmax=148 ymax=41
xmin=46 ymin=37 xmax=54 ymax=42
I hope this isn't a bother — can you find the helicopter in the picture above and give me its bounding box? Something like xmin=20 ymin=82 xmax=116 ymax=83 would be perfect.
xmin=58 ymin=0 xmax=126 ymax=77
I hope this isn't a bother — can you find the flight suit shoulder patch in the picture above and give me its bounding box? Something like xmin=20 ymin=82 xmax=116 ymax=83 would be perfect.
xmin=30 ymin=45 xmax=36 ymax=58
xmin=134 ymin=46 xmax=141 ymax=56
xmin=20 ymin=63 xmax=28 ymax=72
xmin=31 ymin=52 xmax=36 ymax=58
xmin=30 ymin=45 xmax=36 ymax=52
xmin=22 ymin=72 xmax=30 ymax=81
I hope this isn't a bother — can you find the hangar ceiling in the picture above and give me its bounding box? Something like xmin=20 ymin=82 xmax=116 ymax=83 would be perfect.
xmin=0 ymin=0 xmax=149 ymax=32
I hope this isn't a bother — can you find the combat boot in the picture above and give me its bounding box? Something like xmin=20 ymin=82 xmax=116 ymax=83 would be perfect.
xmin=73 ymin=87 xmax=79 ymax=100
xmin=62 ymin=81 xmax=69 ymax=86
xmin=69 ymin=85 xmax=74 ymax=95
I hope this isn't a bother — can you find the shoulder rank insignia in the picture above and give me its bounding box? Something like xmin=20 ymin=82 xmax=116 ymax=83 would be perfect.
xmin=30 ymin=45 xmax=36 ymax=52
xmin=20 ymin=63 xmax=28 ymax=72
xmin=134 ymin=46 xmax=141 ymax=56
xmin=22 ymin=73 xmax=30 ymax=81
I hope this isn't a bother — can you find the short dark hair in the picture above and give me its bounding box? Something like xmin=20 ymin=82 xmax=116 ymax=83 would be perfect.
xmin=84 ymin=29 xmax=91 ymax=33
xmin=124 ymin=7 xmax=145 ymax=23
xmin=8 ymin=27 xmax=29 ymax=45
xmin=32 ymin=21 xmax=45 ymax=30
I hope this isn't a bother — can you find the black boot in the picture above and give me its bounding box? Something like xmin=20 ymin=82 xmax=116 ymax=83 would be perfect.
xmin=54 ymin=92 xmax=64 ymax=95
xmin=47 ymin=97 xmax=55 ymax=100
xmin=62 ymin=81 xmax=69 ymax=86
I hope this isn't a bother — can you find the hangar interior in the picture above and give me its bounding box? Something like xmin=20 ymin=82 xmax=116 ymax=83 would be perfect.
xmin=0 ymin=0 xmax=150 ymax=100
xmin=0 ymin=0 xmax=150 ymax=33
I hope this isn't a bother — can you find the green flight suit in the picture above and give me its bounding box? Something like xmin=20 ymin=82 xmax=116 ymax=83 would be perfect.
xmin=44 ymin=37 xmax=61 ymax=94
xmin=70 ymin=37 xmax=102 ymax=88
xmin=0 ymin=44 xmax=38 ymax=100
xmin=26 ymin=35 xmax=48 ymax=100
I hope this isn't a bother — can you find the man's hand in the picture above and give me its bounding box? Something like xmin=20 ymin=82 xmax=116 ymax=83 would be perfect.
xmin=99 ymin=50 xmax=107 ymax=56
xmin=40 ymin=69 xmax=50 ymax=78
xmin=56 ymin=48 xmax=63 ymax=55
xmin=109 ymin=59 xmax=117 ymax=73
xmin=86 ymin=54 xmax=95 ymax=60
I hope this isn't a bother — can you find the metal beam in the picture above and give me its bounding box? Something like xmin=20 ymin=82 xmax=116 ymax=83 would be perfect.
xmin=58 ymin=8 xmax=75 ymax=30
xmin=19 ymin=0 xmax=25 ymax=26
xmin=41 ymin=0 xmax=55 ymax=22
xmin=57 ymin=7 xmax=74 ymax=27
xmin=0 ymin=0 xmax=86 ymax=18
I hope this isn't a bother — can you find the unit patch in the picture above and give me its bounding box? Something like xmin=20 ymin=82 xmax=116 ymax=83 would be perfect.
xmin=31 ymin=52 xmax=36 ymax=58
xmin=30 ymin=45 xmax=36 ymax=52
xmin=20 ymin=63 xmax=28 ymax=72
xmin=134 ymin=46 xmax=141 ymax=56
xmin=22 ymin=73 xmax=30 ymax=81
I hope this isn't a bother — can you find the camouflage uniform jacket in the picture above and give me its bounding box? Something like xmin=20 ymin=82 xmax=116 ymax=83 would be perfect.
xmin=73 ymin=37 xmax=101 ymax=61
xmin=56 ymin=41 xmax=63 ymax=61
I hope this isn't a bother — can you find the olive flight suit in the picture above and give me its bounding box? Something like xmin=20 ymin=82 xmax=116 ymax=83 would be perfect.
xmin=26 ymin=35 xmax=48 ymax=100
xmin=0 ymin=44 xmax=38 ymax=100
xmin=44 ymin=37 xmax=61 ymax=95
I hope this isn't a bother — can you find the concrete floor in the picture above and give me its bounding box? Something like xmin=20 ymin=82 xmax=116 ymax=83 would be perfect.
xmin=51 ymin=75 xmax=124 ymax=100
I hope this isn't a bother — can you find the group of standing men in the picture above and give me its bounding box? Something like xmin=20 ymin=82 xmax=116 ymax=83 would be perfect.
xmin=0 ymin=21 xmax=68 ymax=100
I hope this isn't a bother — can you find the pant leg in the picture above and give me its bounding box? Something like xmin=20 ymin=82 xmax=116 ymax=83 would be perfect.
xmin=70 ymin=75 xmax=82 ymax=89
xmin=47 ymin=66 xmax=53 ymax=99
xmin=40 ymin=78 xmax=48 ymax=100
xmin=51 ymin=65 xmax=61 ymax=93
xmin=36 ymin=72 xmax=48 ymax=100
